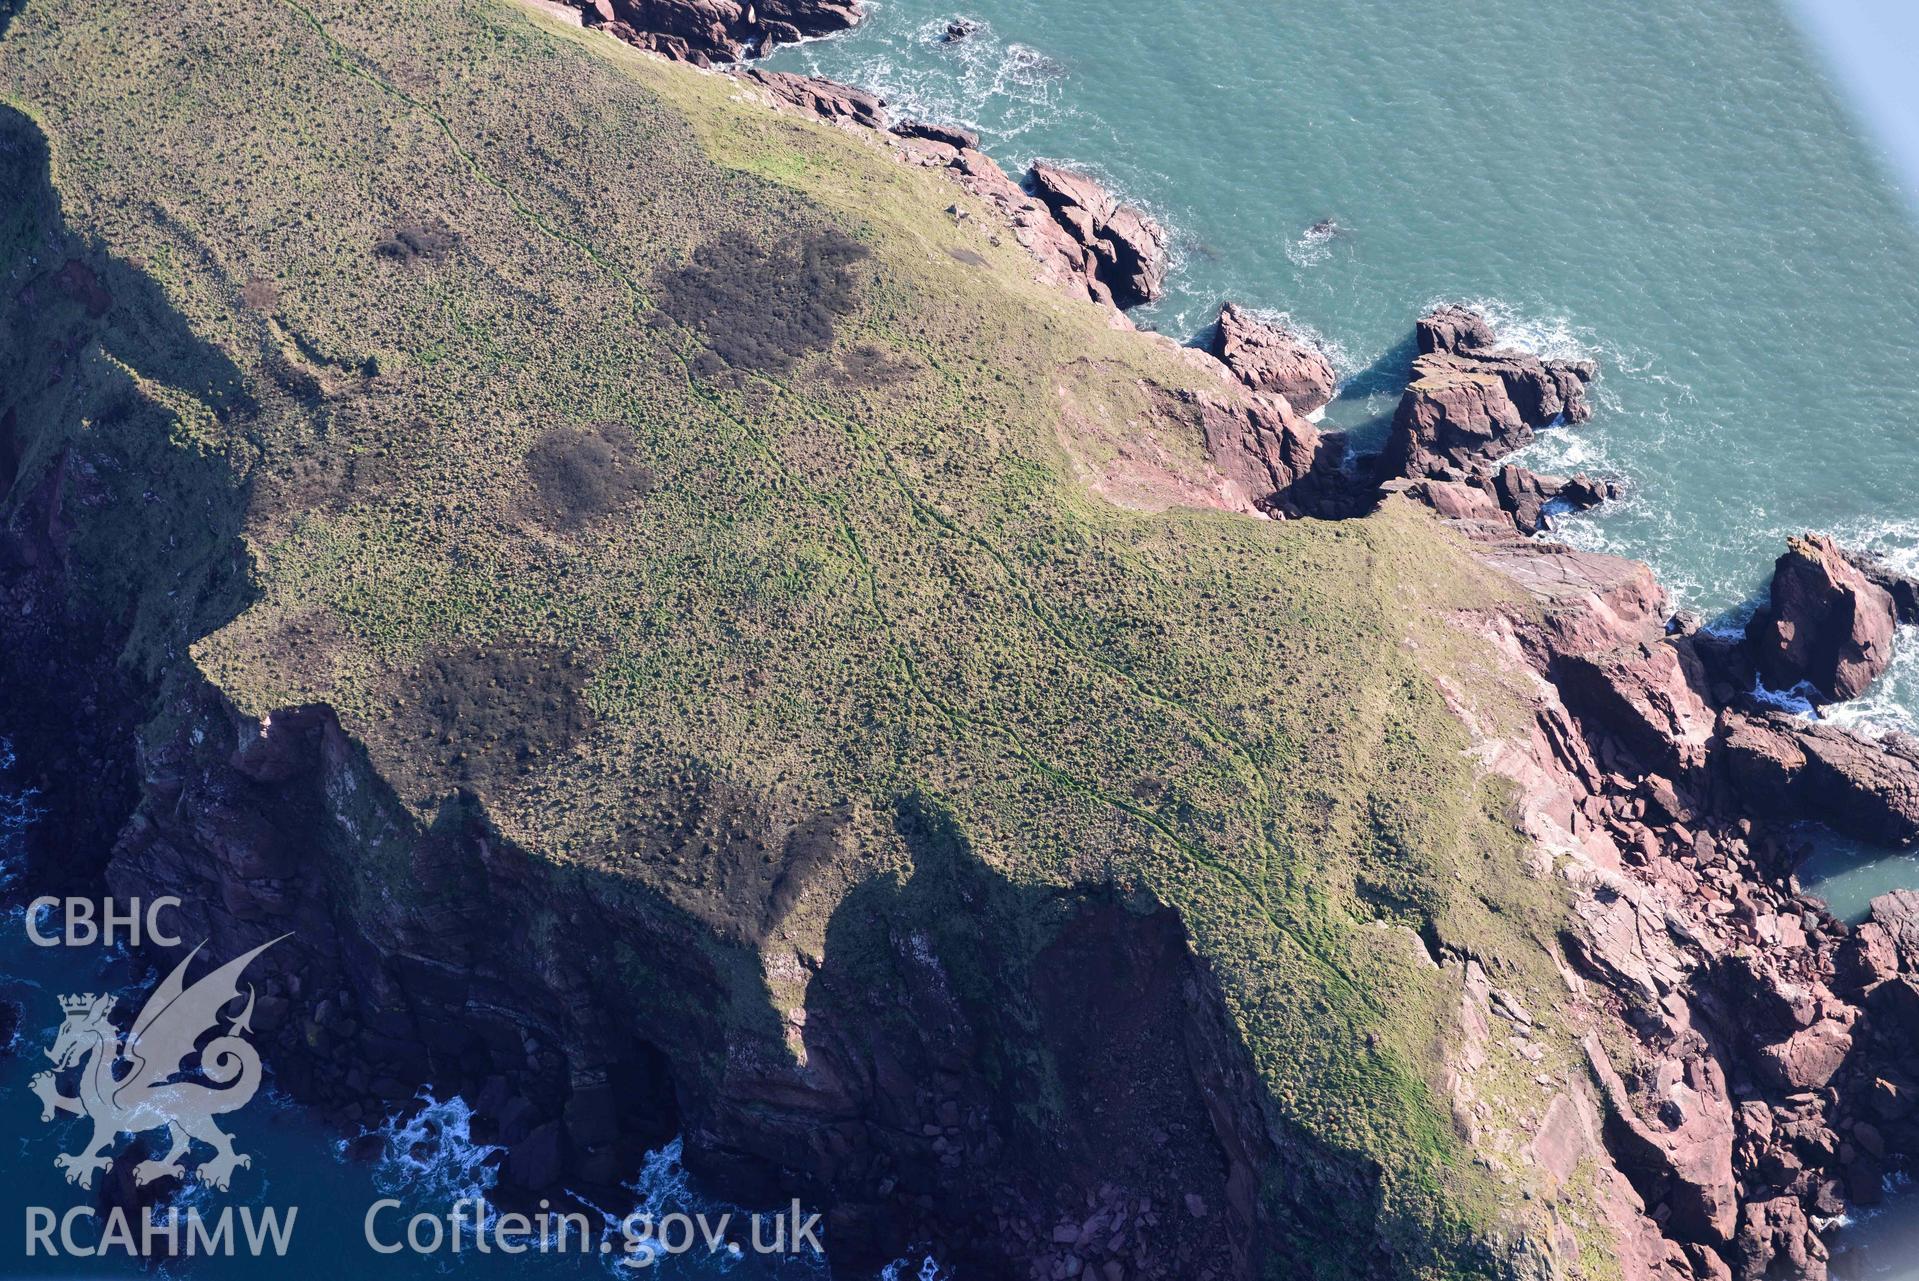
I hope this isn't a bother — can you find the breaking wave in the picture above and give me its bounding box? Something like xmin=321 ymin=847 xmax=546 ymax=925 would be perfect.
xmin=1283 ymin=219 xmax=1341 ymax=268
xmin=347 ymin=1090 xmax=504 ymax=1212
xmin=769 ymin=8 xmax=1077 ymax=144
xmin=0 ymin=736 xmax=38 ymax=879
xmin=1231 ymin=305 xmax=1359 ymax=382
xmin=1817 ymin=516 xmax=1919 ymax=737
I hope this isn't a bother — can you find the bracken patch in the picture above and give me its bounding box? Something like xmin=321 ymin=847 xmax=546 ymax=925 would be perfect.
xmin=524 ymin=421 xmax=656 ymax=530
xmin=657 ymin=228 xmax=868 ymax=375
xmin=373 ymin=218 xmax=460 ymax=264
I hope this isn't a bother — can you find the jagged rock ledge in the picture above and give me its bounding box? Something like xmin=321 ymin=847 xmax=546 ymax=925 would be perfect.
xmin=725 ymin=67 xmax=1173 ymax=314
xmin=561 ymin=0 xmax=862 ymax=66
xmin=1189 ymin=292 xmax=1919 ymax=1279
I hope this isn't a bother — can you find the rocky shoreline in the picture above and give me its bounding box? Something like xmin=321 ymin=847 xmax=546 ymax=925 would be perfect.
xmin=529 ymin=18 xmax=1919 ymax=1277
xmin=8 ymin=9 xmax=1919 ymax=1281
xmin=559 ymin=0 xmax=863 ymax=65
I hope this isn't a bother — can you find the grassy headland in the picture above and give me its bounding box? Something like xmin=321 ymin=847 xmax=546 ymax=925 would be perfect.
xmin=1 ymin=0 xmax=1598 ymax=1271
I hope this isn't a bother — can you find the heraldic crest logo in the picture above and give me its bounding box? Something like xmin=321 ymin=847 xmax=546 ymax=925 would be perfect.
xmin=28 ymin=936 xmax=286 ymax=1192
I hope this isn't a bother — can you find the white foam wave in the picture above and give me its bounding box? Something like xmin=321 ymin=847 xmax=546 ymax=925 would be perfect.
xmin=1824 ymin=624 xmax=1919 ymax=738
xmin=346 ymin=1090 xmax=503 ymax=1212
xmin=770 ymin=10 xmax=1076 ymax=144
xmin=1444 ymin=295 xmax=1601 ymax=365
xmin=583 ymin=1136 xmax=830 ymax=1276
xmin=1284 ymin=221 xmax=1340 ymax=268
xmin=1749 ymin=676 xmax=1823 ymax=717
xmin=879 ymin=1255 xmax=951 ymax=1281
xmin=0 ymin=776 xmax=33 ymax=891
xmin=1804 ymin=517 xmax=1919 ymax=736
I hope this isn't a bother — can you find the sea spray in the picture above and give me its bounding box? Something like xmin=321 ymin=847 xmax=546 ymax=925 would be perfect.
xmin=776 ymin=7 xmax=1079 ymax=143
xmin=346 ymin=1090 xmax=504 ymax=1219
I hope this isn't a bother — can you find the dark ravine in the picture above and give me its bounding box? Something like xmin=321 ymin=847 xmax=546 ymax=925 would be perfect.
xmin=11 ymin=17 xmax=1919 ymax=1281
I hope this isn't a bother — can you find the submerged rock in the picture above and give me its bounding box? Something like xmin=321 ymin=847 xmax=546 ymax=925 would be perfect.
xmin=1746 ymin=533 xmax=1898 ymax=703
xmin=1209 ymin=302 xmax=1337 ymax=414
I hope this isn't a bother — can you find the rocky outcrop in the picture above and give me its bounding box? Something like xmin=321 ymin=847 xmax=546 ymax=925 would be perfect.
xmin=890 ymin=118 xmax=980 ymax=151
xmin=1386 ymin=464 xmax=1618 ymax=540
xmin=566 ymin=0 xmax=861 ymax=65
xmin=1747 ymin=534 xmax=1898 ymax=702
xmin=1208 ymin=302 xmax=1337 ymax=415
xmin=1414 ymin=493 xmax=1919 ymax=1281
xmin=1380 ymin=305 xmax=1595 ymax=480
xmin=1716 ymin=710 xmax=1919 ymax=845
xmin=1024 ymin=162 xmax=1169 ymax=309
xmin=723 ymin=71 xmax=1169 ymax=317
xmin=1415 ymin=303 xmax=1496 ymax=357
xmin=1842 ymin=547 xmax=1919 ymax=625
xmin=1370 ymin=307 xmax=1617 ymax=541
xmin=1162 ymin=383 xmax=1356 ymax=519
xmin=577 ymin=2 xmax=1165 ymax=318
xmin=730 ymin=67 xmax=885 ymax=129
xmin=1493 ymin=464 xmax=1618 ymax=536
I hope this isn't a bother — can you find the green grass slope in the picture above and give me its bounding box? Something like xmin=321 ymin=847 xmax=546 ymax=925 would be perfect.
xmin=1 ymin=0 xmax=1598 ymax=1271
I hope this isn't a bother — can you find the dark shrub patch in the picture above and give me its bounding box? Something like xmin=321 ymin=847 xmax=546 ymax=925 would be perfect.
xmin=409 ymin=642 xmax=594 ymax=791
xmin=657 ymin=228 xmax=868 ymax=374
xmin=524 ymin=421 xmax=655 ymax=529
xmin=261 ymin=396 xmax=424 ymax=516
xmin=374 ymin=218 xmax=460 ymax=264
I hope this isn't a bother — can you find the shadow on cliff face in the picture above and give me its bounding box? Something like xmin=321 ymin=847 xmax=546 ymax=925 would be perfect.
xmin=106 ymin=693 xmax=714 ymax=1206
xmin=106 ymin=674 xmax=1391 ymax=1277
xmin=727 ymin=792 xmax=1395 ymax=1279
xmin=0 ymin=103 xmax=255 ymax=889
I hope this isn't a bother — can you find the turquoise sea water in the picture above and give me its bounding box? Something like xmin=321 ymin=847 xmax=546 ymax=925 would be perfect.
xmin=775 ymin=1 xmax=1919 ymax=1268
xmin=768 ymin=0 xmax=1919 ymax=912
xmin=4 ymin=2 xmax=1919 ymax=1274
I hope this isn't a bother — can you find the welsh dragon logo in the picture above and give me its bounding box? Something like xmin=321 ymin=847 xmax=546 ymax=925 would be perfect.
xmin=29 ymin=936 xmax=285 ymax=1192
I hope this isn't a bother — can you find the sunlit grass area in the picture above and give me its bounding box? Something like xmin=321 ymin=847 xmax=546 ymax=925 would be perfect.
xmin=1 ymin=1 xmax=1592 ymax=1269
